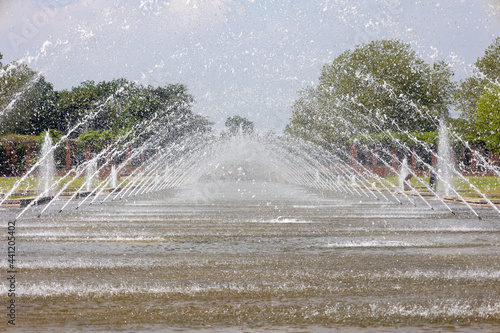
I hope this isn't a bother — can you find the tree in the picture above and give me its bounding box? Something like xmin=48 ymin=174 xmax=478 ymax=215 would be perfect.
xmin=53 ymin=80 xmax=102 ymax=135
xmin=476 ymin=83 xmax=500 ymax=152
xmin=285 ymin=86 xmax=338 ymax=145
xmin=51 ymin=79 xmax=162 ymax=135
xmin=455 ymin=37 xmax=500 ymax=125
xmin=90 ymin=79 xmax=141 ymax=132
xmin=286 ymin=40 xmax=455 ymax=145
xmin=454 ymin=76 xmax=484 ymax=124
xmin=152 ymin=84 xmax=194 ymax=106
xmin=225 ymin=115 xmax=254 ymax=135
xmin=25 ymin=77 xmax=58 ymax=134
xmin=119 ymin=82 xmax=208 ymax=144
xmin=53 ymin=80 xmax=211 ymax=145
xmin=0 ymin=62 xmax=57 ymax=136
xmin=476 ymin=37 xmax=500 ymax=81
xmin=0 ymin=61 xmax=212 ymax=144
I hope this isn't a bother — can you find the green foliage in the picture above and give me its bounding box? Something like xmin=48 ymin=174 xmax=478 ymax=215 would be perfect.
xmin=0 ymin=62 xmax=57 ymax=136
xmin=285 ymin=86 xmax=335 ymax=145
xmin=57 ymin=80 xmax=207 ymax=143
xmin=476 ymin=83 xmax=500 ymax=152
xmin=476 ymin=37 xmax=500 ymax=81
xmin=0 ymin=60 xmax=213 ymax=174
xmin=352 ymin=131 xmax=438 ymax=148
xmin=454 ymin=76 xmax=484 ymax=123
xmin=78 ymin=129 xmax=113 ymax=142
xmin=55 ymin=80 xmax=102 ymax=132
xmin=1 ymin=134 xmax=40 ymax=150
xmin=225 ymin=115 xmax=254 ymax=135
xmin=40 ymin=129 xmax=61 ymax=143
xmin=448 ymin=118 xmax=479 ymax=145
xmin=287 ymin=39 xmax=455 ymax=145
xmin=455 ymin=37 xmax=500 ymax=126
xmin=0 ymin=62 xmax=212 ymax=143
xmin=0 ymin=134 xmax=41 ymax=149
xmin=78 ymin=130 xmax=113 ymax=152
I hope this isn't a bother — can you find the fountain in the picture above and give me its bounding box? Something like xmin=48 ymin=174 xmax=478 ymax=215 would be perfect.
xmin=437 ymin=120 xmax=453 ymax=195
xmin=2 ymin=68 xmax=500 ymax=333
xmin=38 ymin=131 xmax=55 ymax=197
xmin=110 ymin=165 xmax=118 ymax=188
xmin=1 ymin=2 xmax=500 ymax=332
xmin=398 ymin=157 xmax=409 ymax=192
xmin=85 ymin=157 xmax=97 ymax=192
xmin=2 ymin=132 xmax=500 ymax=332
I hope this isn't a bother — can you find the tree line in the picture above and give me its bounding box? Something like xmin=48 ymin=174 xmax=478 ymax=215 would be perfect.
xmin=0 ymin=53 xmax=212 ymax=145
xmin=286 ymin=38 xmax=500 ymax=153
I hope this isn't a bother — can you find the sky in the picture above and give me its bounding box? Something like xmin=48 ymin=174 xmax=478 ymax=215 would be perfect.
xmin=0 ymin=0 xmax=499 ymax=133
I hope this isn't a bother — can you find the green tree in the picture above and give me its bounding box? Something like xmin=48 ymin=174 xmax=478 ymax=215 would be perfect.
xmin=26 ymin=77 xmax=58 ymax=134
xmin=476 ymin=83 xmax=500 ymax=152
xmin=454 ymin=76 xmax=484 ymax=124
xmin=455 ymin=37 xmax=500 ymax=126
xmin=0 ymin=63 xmax=212 ymax=144
xmin=152 ymin=84 xmax=194 ymax=106
xmin=89 ymin=78 xmax=135 ymax=132
xmin=287 ymin=39 xmax=455 ymax=144
xmin=53 ymin=80 xmax=102 ymax=134
xmin=476 ymin=37 xmax=500 ymax=80
xmin=285 ymin=86 xmax=335 ymax=145
xmin=51 ymin=79 xmax=143 ymax=135
xmin=78 ymin=129 xmax=113 ymax=152
xmin=59 ymin=80 xmax=211 ymax=145
xmin=120 ymin=83 xmax=207 ymax=143
xmin=0 ymin=62 xmax=57 ymax=135
xmin=225 ymin=115 xmax=254 ymax=135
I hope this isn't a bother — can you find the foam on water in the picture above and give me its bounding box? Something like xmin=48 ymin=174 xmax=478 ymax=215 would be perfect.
xmin=324 ymin=240 xmax=428 ymax=248
xmin=19 ymin=232 xmax=164 ymax=242
xmin=4 ymin=282 xmax=250 ymax=297
xmin=253 ymin=217 xmax=313 ymax=223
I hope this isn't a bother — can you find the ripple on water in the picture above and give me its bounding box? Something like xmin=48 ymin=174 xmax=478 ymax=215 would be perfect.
xmin=4 ymin=182 xmax=500 ymax=330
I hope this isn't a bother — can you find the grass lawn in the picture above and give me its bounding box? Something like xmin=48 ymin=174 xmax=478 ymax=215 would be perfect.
xmin=2 ymin=174 xmax=498 ymax=198
xmin=452 ymin=176 xmax=500 ymax=196
xmin=0 ymin=176 xmax=38 ymax=194
xmin=0 ymin=176 xmax=127 ymax=194
xmin=370 ymin=175 xmax=500 ymax=197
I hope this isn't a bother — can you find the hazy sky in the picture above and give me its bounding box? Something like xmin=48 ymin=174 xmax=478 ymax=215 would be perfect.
xmin=1 ymin=0 xmax=499 ymax=132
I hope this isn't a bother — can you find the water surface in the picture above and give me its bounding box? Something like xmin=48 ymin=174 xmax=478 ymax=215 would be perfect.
xmin=2 ymin=181 xmax=500 ymax=332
